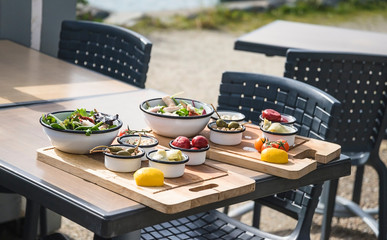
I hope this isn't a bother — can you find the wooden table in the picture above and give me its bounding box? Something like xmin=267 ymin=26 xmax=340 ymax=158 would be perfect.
xmin=0 ymin=90 xmax=351 ymax=239
xmin=0 ymin=40 xmax=137 ymax=107
xmin=234 ymin=20 xmax=387 ymax=56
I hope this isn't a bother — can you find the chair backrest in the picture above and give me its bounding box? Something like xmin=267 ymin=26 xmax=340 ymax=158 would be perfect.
xmin=284 ymin=50 xmax=387 ymax=152
xmin=257 ymin=184 xmax=323 ymax=239
xmin=218 ymin=72 xmax=337 ymax=239
xmin=218 ymin=71 xmax=341 ymax=141
xmin=58 ymin=20 xmax=152 ymax=88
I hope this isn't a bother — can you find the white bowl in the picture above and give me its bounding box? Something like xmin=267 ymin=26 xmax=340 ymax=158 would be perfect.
xmin=139 ymin=98 xmax=214 ymax=138
xmin=259 ymin=113 xmax=296 ymax=125
xmin=207 ymin=122 xmax=246 ymax=146
xmin=40 ymin=110 xmax=122 ymax=154
xmin=260 ymin=124 xmax=298 ymax=146
xmin=211 ymin=110 xmax=245 ymax=122
xmin=169 ymin=140 xmax=209 ymax=165
xmin=146 ymin=149 xmax=189 ymax=178
xmin=104 ymin=145 xmax=145 ymax=172
xmin=117 ymin=135 xmax=159 ymax=161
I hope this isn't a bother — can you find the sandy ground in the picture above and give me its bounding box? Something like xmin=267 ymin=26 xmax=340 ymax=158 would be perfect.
xmin=51 ymin=16 xmax=387 ymax=239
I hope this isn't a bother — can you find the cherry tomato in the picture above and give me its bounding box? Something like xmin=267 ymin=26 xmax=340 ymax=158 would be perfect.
xmin=261 ymin=142 xmax=273 ymax=152
xmin=254 ymin=137 xmax=267 ymax=153
xmin=262 ymin=109 xmax=281 ymax=122
xmin=276 ymin=139 xmax=290 ymax=152
xmin=118 ymin=128 xmax=129 ymax=137
xmin=261 ymin=139 xmax=290 ymax=152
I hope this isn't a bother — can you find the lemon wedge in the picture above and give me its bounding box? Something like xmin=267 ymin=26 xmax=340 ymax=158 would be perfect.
xmin=133 ymin=167 xmax=164 ymax=187
xmin=260 ymin=148 xmax=288 ymax=164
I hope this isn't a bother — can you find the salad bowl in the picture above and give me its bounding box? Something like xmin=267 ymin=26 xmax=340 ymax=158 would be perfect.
xmin=139 ymin=97 xmax=214 ymax=138
xmin=40 ymin=109 xmax=122 ymax=154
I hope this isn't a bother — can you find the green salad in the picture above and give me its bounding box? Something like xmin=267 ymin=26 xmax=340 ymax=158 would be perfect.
xmin=41 ymin=108 xmax=119 ymax=136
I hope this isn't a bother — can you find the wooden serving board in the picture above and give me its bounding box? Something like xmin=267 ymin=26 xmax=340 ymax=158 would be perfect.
xmin=36 ymin=147 xmax=255 ymax=214
xmin=155 ymin=124 xmax=341 ymax=179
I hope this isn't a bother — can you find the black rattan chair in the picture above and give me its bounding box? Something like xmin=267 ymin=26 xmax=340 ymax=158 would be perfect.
xmin=142 ymin=184 xmax=322 ymax=240
xmin=58 ymin=20 xmax=152 ymax=88
xmin=284 ymin=50 xmax=387 ymax=240
xmin=141 ymin=72 xmax=341 ymax=240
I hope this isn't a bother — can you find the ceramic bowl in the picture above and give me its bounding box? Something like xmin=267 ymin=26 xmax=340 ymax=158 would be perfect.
xmin=211 ymin=110 xmax=245 ymax=122
xmin=207 ymin=121 xmax=246 ymax=146
xmin=169 ymin=140 xmax=209 ymax=165
xmin=139 ymin=98 xmax=214 ymax=138
xmin=146 ymin=149 xmax=189 ymax=178
xmin=259 ymin=113 xmax=296 ymax=125
xmin=117 ymin=135 xmax=159 ymax=161
xmin=40 ymin=110 xmax=122 ymax=154
xmin=103 ymin=144 xmax=145 ymax=172
xmin=260 ymin=124 xmax=298 ymax=146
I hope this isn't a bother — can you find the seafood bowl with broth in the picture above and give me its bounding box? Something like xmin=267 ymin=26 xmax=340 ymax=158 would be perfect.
xmin=40 ymin=109 xmax=122 ymax=154
xmin=140 ymin=96 xmax=214 ymax=138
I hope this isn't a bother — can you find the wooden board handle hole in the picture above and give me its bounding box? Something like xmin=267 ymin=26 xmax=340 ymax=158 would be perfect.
xmin=189 ymin=184 xmax=218 ymax=192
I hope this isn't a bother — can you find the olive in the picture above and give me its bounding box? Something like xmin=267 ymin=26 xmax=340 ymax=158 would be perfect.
xmin=228 ymin=121 xmax=240 ymax=129
xmin=216 ymin=119 xmax=228 ymax=128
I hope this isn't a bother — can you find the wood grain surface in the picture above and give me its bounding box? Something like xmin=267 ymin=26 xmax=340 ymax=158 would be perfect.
xmin=0 ymin=40 xmax=137 ymax=105
xmin=156 ymin=124 xmax=341 ymax=179
xmin=37 ymin=147 xmax=255 ymax=214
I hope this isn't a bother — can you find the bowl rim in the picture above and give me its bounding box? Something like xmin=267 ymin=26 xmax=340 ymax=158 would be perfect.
xmin=139 ymin=97 xmax=214 ymax=119
xmin=146 ymin=149 xmax=189 ymax=164
xmin=259 ymin=113 xmax=296 ymax=124
xmin=260 ymin=123 xmax=298 ymax=136
xmin=169 ymin=140 xmax=210 ymax=152
xmin=207 ymin=121 xmax=246 ymax=134
xmin=40 ymin=110 xmax=123 ymax=134
xmin=103 ymin=144 xmax=145 ymax=159
xmin=211 ymin=110 xmax=245 ymax=121
xmin=117 ymin=134 xmax=159 ymax=148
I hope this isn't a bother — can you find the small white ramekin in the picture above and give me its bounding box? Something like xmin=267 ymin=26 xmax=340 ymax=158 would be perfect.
xmin=169 ymin=140 xmax=209 ymax=165
xmin=260 ymin=125 xmax=298 ymax=146
xmin=117 ymin=134 xmax=159 ymax=161
xmin=146 ymin=150 xmax=189 ymax=178
xmin=207 ymin=122 xmax=246 ymax=146
xmin=104 ymin=145 xmax=145 ymax=172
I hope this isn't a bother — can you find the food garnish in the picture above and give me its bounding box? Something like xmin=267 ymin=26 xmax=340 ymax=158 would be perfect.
xmin=260 ymin=148 xmax=288 ymax=164
xmin=118 ymin=125 xmax=152 ymax=137
xmin=134 ymin=167 xmax=164 ymax=187
xmin=41 ymin=108 xmax=118 ymax=136
xmin=146 ymin=95 xmax=207 ymax=117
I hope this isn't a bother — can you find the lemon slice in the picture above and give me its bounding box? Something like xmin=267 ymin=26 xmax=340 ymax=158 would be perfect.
xmin=134 ymin=167 xmax=164 ymax=187
xmin=260 ymin=148 xmax=288 ymax=164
